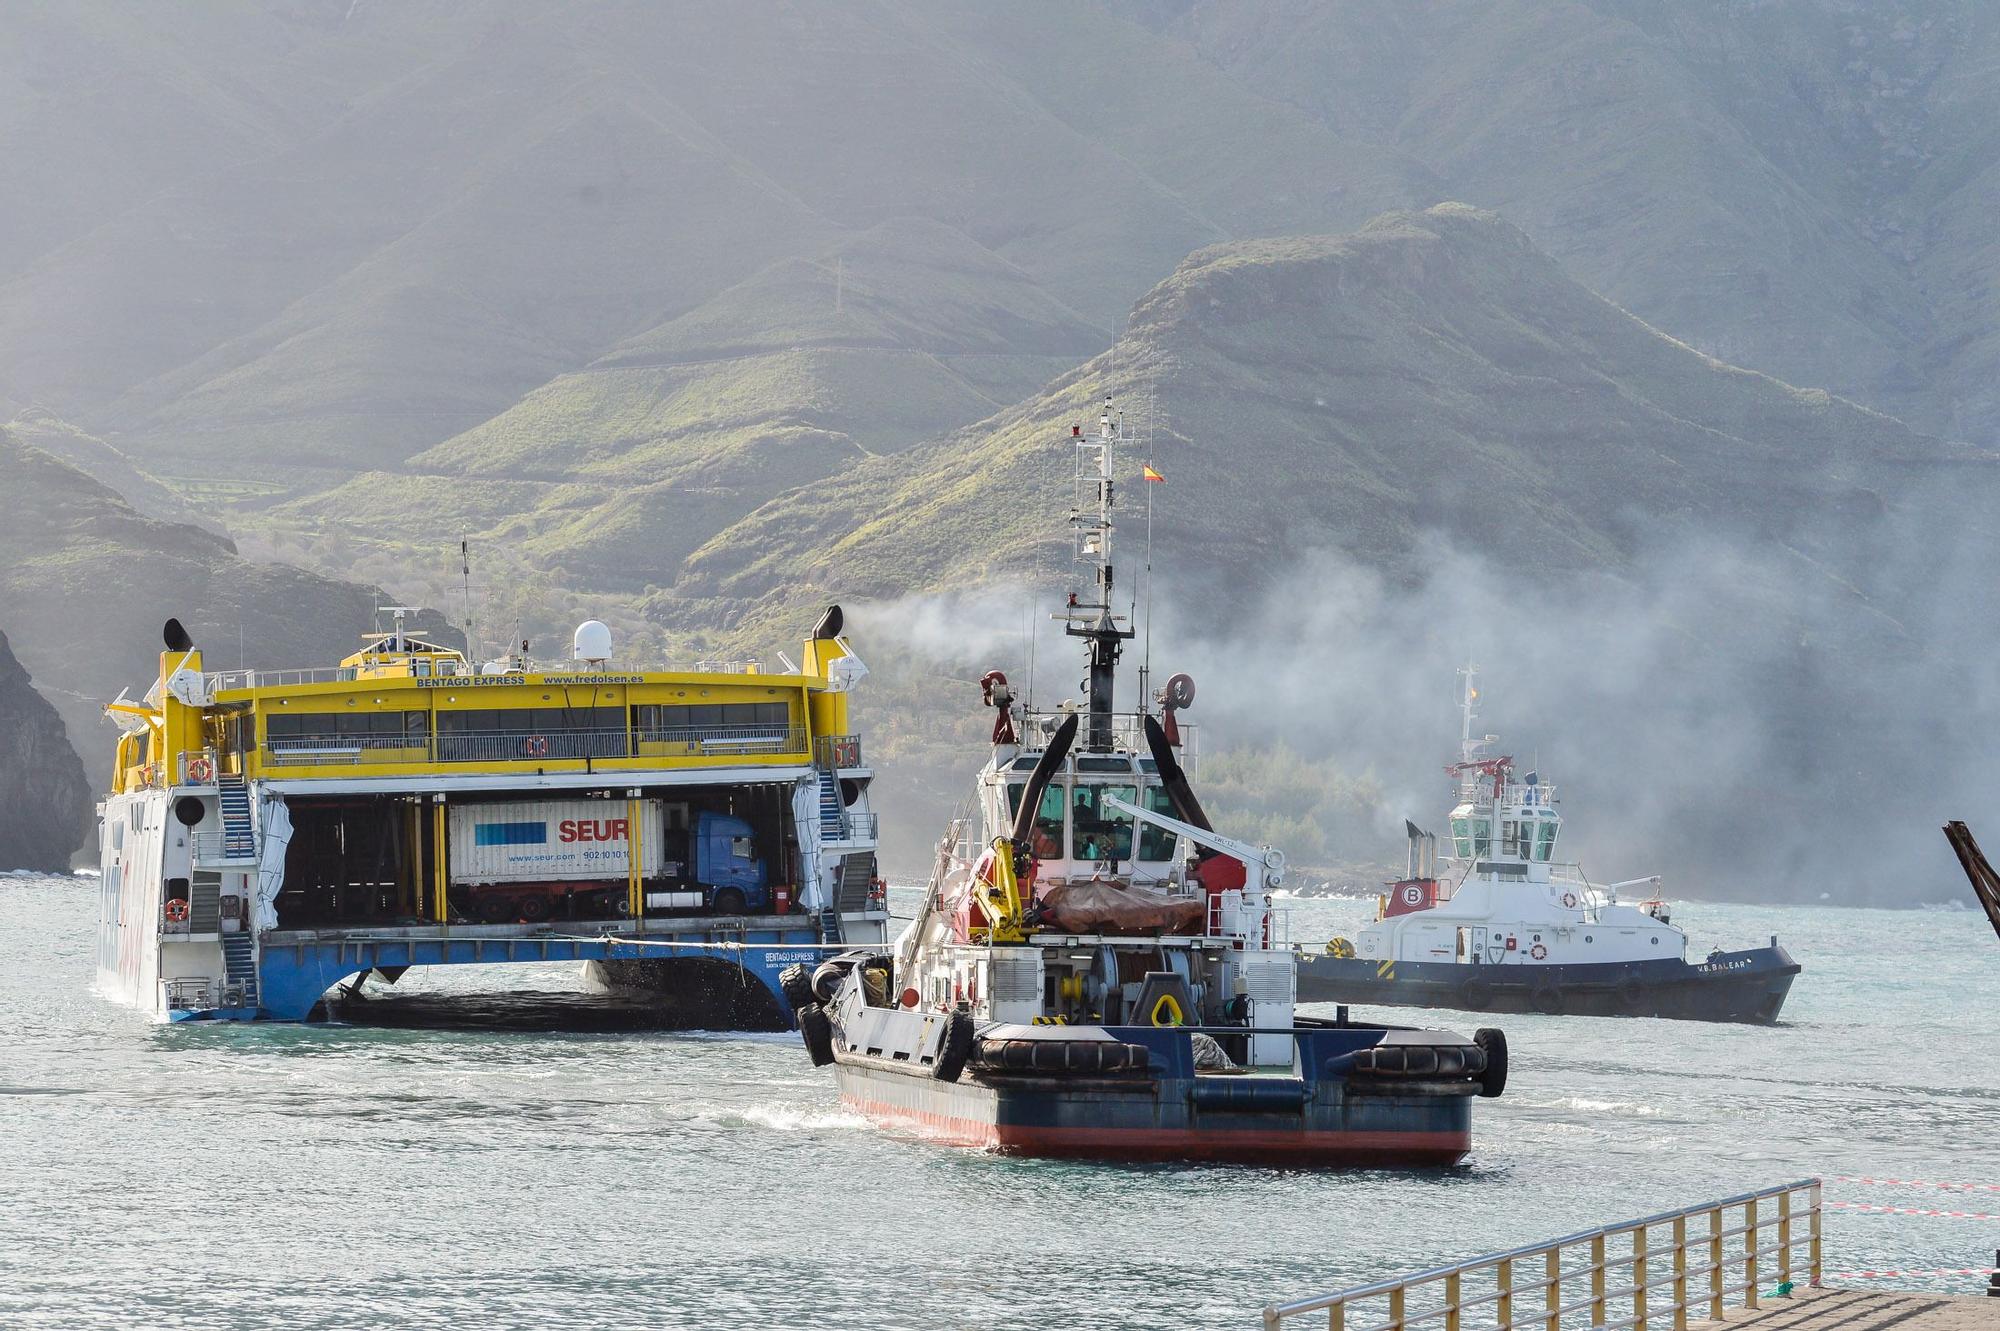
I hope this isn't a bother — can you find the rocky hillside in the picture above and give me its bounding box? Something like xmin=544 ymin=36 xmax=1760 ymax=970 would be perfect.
xmin=0 ymin=630 xmax=90 ymax=871
xmin=664 ymin=205 xmax=1946 ymax=623
xmin=0 ymin=430 xmax=457 ymax=795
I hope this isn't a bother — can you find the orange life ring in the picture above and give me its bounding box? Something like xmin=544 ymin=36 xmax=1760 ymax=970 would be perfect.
xmin=1529 ymin=942 xmax=1548 ymax=961
xmin=522 ymin=735 xmax=550 ymax=758
xmin=163 ymin=899 xmax=190 ymax=924
xmin=185 ymin=755 xmax=213 ymax=784
xmin=1560 ymin=891 xmax=1578 ymax=909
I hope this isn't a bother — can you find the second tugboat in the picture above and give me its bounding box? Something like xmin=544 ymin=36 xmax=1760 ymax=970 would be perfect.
xmin=790 ymin=402 xmax=1506 ymax=1163
xmin=1297 ymin=668 xmax=1800 ymax=1024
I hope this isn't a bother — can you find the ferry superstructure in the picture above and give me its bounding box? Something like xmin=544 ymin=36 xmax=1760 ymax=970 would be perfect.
xmin=792 ymin=402 xmax=1506 ymax=1163
xmin=1297 ymin=667 xmax=1798 ymax=1023
xmin=95 ymin=608 xmax=886 ymax=1023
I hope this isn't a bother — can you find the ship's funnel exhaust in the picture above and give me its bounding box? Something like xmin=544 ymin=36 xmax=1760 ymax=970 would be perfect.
xmin=163 ymin=618 xmax=193 ymax=652
xmin=1144 ymin=714 xmax=1212 ymax=832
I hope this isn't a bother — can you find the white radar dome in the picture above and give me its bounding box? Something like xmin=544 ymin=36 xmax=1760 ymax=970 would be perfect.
xmin=572 ymin=620 xmax=614 ymax=663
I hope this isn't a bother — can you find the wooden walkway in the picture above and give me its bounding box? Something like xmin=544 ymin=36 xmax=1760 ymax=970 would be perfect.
xmin=1694 ymin=1288 xmax=2000 ymax=1331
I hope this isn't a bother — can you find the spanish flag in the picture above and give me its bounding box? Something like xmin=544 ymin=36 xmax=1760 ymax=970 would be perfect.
xmin=1142 ymin=464 xmax=1165 ymax=483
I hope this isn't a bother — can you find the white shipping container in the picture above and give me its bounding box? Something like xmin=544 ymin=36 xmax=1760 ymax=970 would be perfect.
xmin=448 ymin=800 xmax=667 ymax=885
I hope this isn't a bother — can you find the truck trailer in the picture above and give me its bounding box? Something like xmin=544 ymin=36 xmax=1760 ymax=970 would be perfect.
xmin=446 ymin=800 xmax=771 ymax=922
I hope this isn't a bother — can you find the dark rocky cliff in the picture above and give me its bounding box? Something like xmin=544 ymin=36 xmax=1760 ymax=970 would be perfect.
xmin=0 ymin=629 xmax=90 ymax=871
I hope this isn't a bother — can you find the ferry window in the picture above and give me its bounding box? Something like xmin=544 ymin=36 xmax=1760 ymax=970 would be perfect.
xmin=1138 ymin=786 xmax=1178 ymax=860
xmin=633 ymin=702 xmax=790 ymax=739
xmin=1071 ymin=783 xmax=1137 ymax=861
xmin=1535 ymin=820 xmax=1558 ymax=861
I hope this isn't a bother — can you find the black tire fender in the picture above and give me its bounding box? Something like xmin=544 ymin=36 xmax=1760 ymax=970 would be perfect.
xmin=1474 ymin=1028 xmax=1509 ymax=1098
xmin=778 ymin=963 xmax=815 ymax=1011
xmin=1459 ymin=977 xmax=1492 ymax=1011
xmin=1530 ymin=983 xmax=1564 ymax=1016
xmin=1618 ymin=975 xmax=1648 ymax=1011
xmin=798 ymin=1002 xmax=836 ymax=1067
xmin=933 ymin=1011 xmax=974 ymax=1083
xmin=811 ymin=960 xmax=849 ymax=1004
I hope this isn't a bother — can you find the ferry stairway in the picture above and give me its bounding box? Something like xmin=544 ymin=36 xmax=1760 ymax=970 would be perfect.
xmin=817 ymin=771 xmax=847 ymax=842
xmin=217 ymin=774 xmax=255 ymax=859
xmin=221 ymin=932 xmax=259 ymax=1007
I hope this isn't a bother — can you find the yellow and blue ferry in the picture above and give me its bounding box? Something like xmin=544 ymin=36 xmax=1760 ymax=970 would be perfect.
xmin=95 ymin=606 xmax=886 ymax=1023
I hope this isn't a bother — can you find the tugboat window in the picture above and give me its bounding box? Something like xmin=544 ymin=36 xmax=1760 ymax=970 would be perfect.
xmin=1071 ymin=783 xmax=1136 ymax=860
xmin=1137 ymin=786 xmax=1178 ymax=860
xmin=1450 ymin=817 xmax=1491 ymax=859
xmin=1006 ymin=783 xmax=1067 ymax=860
xmin=1535 ymin=819 xmax=1558 ymax=861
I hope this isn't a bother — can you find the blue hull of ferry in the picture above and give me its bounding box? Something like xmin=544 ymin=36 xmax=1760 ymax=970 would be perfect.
xmin=1297 ymin=945 xmax=1799 ymax=1024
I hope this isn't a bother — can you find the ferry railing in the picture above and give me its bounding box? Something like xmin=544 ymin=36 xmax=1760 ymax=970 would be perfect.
xmin=829 ymin=812 xmax=879 ymax=843
xmin=1263 ymin=1179 xmax=1822 ymax=1331
xmin=190 ymin=831 xmax=256 ymax=864
xmin=634 ymin=723 xmax=807 ymax=758
xmin=814 ymin=734 xmax=864 ymax=770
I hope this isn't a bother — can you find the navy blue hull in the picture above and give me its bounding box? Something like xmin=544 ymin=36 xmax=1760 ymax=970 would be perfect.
xmin=831 ymin=1025 xmax=1477 ymax=1165
xmin=1297 ymin=946 xmax=1799 ymax=1024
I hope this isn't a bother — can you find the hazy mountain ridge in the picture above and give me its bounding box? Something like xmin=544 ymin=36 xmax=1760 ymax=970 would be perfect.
xmin=14 ymin=0 xmax=1999 ymax=503
xmin=0 ymin=429 xmax=459 ymax=800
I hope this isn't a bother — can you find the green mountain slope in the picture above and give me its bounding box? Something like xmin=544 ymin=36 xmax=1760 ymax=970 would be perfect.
xmin=661 ymin=205 xmax=1939 ymax=629
xmin=271 ymin=219 xmax=1110 ymax=592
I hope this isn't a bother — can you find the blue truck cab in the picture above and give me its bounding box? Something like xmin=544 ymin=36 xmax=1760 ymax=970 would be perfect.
xmin=692 ymin=812 xmax=768 ymax=913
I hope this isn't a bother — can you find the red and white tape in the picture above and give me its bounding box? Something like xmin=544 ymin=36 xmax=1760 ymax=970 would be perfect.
xmin=1834 ymin=1177 xmax=2000 ymax=1194
xmin=1826 ymin=1201 xmax=2000 ymax=1221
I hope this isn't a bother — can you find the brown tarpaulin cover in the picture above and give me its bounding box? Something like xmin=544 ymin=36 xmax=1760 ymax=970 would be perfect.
xmin=1038 ymin=879 xmax=1207 ymax=934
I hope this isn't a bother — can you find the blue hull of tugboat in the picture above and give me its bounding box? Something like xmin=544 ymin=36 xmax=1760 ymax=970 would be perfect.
xmin=1297 ymin=945 xmax=1799 ymax=1024
xmin=832 ymin=1026 xmax=1475 ymax=1165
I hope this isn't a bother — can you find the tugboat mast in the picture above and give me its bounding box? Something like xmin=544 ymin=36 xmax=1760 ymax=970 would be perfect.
xmin=1058 ymin=397 xmax=1136 ymax=752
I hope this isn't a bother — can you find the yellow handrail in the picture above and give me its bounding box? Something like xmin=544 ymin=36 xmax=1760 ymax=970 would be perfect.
xmin=1264 ymin=1180 xmax=1822 ymax=1331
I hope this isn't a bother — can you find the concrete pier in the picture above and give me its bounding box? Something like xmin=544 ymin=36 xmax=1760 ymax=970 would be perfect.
xmin=1692 ymin=1287 xmax=2000 ymax=1331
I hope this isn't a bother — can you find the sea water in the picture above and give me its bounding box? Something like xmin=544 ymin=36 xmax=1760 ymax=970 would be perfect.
xmin=1 ymin=876 xmax=1995 ymax=1329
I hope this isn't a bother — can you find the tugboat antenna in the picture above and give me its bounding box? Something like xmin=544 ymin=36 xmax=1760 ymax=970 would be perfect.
xmin=1056 ymin=396 xmax=1136 ymax=751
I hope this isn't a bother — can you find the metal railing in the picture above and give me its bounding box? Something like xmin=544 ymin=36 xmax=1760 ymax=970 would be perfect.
xmin=815 ymin=733 xmax=864 ymax=769
xmin=1018 ymin=710 xmax=1201 ymax=773
xmin=259 ymin=723 xmax=809 ymax=766
xmin=191 ymin=831 xmax=256 ymax=863
xmin=829 ymin=812 xmax=879 ymax=843
xmin=1264 ymin=1180 xmax=1822 ymax=1331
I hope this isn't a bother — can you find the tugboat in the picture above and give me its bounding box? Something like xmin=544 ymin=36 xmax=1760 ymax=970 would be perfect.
xmin=1297 ymin=668 xmax=1800 ymax=1024
xmin=789 ymin=401 xmax=1506 ymax=1164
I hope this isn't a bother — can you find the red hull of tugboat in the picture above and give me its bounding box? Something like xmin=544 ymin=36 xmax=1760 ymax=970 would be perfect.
xmin=832 ymin=1058 xmax=1473 ymax=1166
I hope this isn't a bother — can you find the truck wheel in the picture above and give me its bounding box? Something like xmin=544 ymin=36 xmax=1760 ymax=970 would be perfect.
xmin=779 ymin=964 xmax=815 ymax=1011
xmin=476 ymin=895 xmax=514 ymax=924
xmin=713 ymin=887 xmax=747 ymax=916
xmin=798 ymin=1003 xmax=836 ymax=1067
xmin=932 ymin=1011 xmax=975 ymax=1083
xmin=1473 ymin=1028 xmax=1509 ymax=1098
xmin=517 ymin=894 xmax=551 ymax=923
xmin=811 ymin=960 xmax=849 ymax=1004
